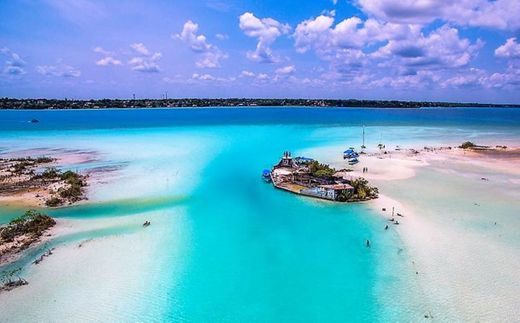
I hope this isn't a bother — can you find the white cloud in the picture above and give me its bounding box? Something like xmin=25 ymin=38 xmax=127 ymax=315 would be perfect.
xmin=96 ymin=56 xmax=122 ymax=66
xmin=357 ymin=0 xmax=520 ymax=31
xmin=256 ymin=73 xmax=269 ymax=80
xmin=216 ymin=33 xmax=229 ymax=40
xmin=239 ymin=12 xmax=290 ymax=63
xmin=130 ymin=43 xmax=151 ymax=56
xmin=192 ymin=73 xmax=216 ymax=81
xmin=174 ymin=20 xmax=228 ymax=68
xmin=275 ymin=65 xmax=296 ymax=75
xmin=37 ymin=62 xmax=81 ymax=77
xmin=374 ymin=25 xmax=483 ymax=70
xmin=94 ymin=47 xmax=122 ymax=66
xmin=441 ymin=68 xmax=487 ymax=88
xmin=486 ymin=64 xmax=520 ymax=88
xmin=195 ymin=51 xmax=228 ymax=68
xmin=93 ymin=46 xmax=112 ymax=55
xmin=191 ymin=73 xmax=235 ymax=82
xmin=294 ymin=11 xmax=483 ymax=88
xmin=240 ymin=70 xmax=255 ymax=77
xmin=495 ymin=38 xmax=520 ymax=59
xmin=294 ymin=14 xmax=417 ymax=56
xmin=128 ymin=44 xmax=161 ymax=73
xmin=174 ymin=21 xmax=211 ymax=52
xmin=1 ymin=48 xmax=26 ymax=75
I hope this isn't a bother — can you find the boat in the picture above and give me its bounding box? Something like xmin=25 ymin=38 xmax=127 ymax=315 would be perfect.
xmin=343 ymin=148 xmax=359 ymax=160
xmin=347 ymin=157 xmax=359 ymax=165
xmin=261 ymin=169 xmax=272 ymax=183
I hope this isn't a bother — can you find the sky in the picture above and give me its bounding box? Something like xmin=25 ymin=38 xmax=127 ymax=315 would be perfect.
xmin=1 ymin=0 xmax=520 ymax=103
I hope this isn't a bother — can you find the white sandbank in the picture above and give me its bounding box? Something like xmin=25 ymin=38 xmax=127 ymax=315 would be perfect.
xmin=363 ymin=147 xmax=520 ymax=321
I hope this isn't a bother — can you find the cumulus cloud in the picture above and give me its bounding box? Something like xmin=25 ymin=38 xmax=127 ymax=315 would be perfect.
xmin=192 ymin=73 xmax=216 ymax=81
xmin=357 ymin=0 xmax=520 ymax=31
xmin=37 ymin=62 xmax=81 ymax=77
xmin=128 ymin=43 xmax=161 ymax=73
xmin=293 ymin=11 xmax=483 ymax=88
xmin=1 ymin=47 xmax=26 ymax=75
xmin=294 ymin=14 xmax=417 ymax=58
xmin=374 ymin=25 xmax=483 ymax=70
xmin=94 ymin=47 xmax=122 ymax=66
xmin=96 ymin=56 xmax=122 ymax=66
xmin=174 ymin=20 xmax=228 ymax=68
xmin=487 ymin=64 xmax=520 ymax=88
xmin=495 ymin=38 xmax=520 ymax=59
xmin=441 ymin=68 xmax=487 ymax=88
xmin=195 ymin=50 xmax=228 ymax=68
xmin=239 ymin=12 xmax=290 ymax=63
xmin=191 ymin=73 xmax=235 ymax=82
xmin=130 ymin=43 xmax=151 ymax=56
xmin=240 ymin=70 xmax=255 ymax=77
xmin=175 ymin=21 xmax=211 ymax=52
xmin=256 ymin=73 xmax=269 ymax=80
xmin=275 ymin=65 xmax=296 ymax=75
xmin=93 ymin=46 xmax=112 ymax=55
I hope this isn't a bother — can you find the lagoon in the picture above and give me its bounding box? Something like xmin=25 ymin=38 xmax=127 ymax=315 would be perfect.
xmin=1 ymin=107 xmax=519 ymax=322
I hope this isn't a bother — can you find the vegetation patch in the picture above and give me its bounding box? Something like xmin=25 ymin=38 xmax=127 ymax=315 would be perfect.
xmin=0 ymin=210 xmax=56 ymax=270
xmin=308 ymin=161 xmax=336 ymax=178
xmin=1 ymin=156 xmax=87 ymax=207
xmin=0 ymin=210 xmax=56 ymax=244
xmin=337 ymin=178 xmax=379 ymax=202
xmin=459 ymin=141 xmax=477 ymax=149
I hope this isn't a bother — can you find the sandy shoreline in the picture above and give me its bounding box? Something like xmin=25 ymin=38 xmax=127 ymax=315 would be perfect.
xmin=0 ymin=218 xmax=73 ymax=268
xmin=342 ymin=146 xmax=520 ymax=182
xmin=358 ymin=145 xmax=520 ymax=320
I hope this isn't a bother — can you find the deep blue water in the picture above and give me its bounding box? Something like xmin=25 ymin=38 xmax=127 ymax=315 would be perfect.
xmin=1 ymin=107 xmax=520 ymax=131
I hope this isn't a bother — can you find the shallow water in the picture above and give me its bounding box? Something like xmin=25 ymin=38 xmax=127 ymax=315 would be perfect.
xmin=0 ymin=108 xmax=519 ymax=322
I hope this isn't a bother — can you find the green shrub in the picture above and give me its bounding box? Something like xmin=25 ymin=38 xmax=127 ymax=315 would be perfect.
xmin=45 ymin=197 xmax=63 ymax=207
xmin=0 ymin=210 xmax=56 ymax=242
xmin=308 ymin=161 xmax=335 ymax=178
xmin=459 ymin=141 xmax=476 ymax=149
xmin=35 ymin=156 xmax=54 ymax=163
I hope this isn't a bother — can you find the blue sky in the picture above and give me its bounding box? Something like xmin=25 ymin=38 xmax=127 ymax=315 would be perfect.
xmin=1 ymin=0 xmax=520 ymax=103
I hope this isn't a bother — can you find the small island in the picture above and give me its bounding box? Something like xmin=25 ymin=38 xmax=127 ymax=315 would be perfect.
xmin=0 ymin=156 xmax=87 ymax=207
xmin=266 ymin=152 xmax=378 ymax=202
xmin=0 ymin=210 xmax=56 ymax=268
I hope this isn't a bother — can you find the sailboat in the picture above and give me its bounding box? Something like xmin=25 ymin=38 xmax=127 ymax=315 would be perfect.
xmin=360 ymin=125 xmax=366 ymax=153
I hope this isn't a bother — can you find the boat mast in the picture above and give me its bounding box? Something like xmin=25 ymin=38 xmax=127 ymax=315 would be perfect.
xmin=362 ymin=125 xmax=365 ymax=149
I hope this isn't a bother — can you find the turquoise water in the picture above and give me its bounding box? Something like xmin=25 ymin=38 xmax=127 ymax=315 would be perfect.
xmin=1 ymin=108 xmax=519 ymax=322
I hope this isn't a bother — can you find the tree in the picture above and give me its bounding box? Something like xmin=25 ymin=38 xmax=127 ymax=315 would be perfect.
xmin=459 ymin=141 xmax=476 ymax=149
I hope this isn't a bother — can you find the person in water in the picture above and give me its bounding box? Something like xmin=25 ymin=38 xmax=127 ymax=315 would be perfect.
xmin=366 ymin=239 xmax=370 ymax=248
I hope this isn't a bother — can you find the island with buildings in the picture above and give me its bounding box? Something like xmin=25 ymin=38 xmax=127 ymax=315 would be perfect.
xmin=266 ymin=152 xmax=378 ymax=202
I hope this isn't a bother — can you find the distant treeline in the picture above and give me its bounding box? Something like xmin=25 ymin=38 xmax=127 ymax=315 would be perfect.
xmin=1 ymin=98 xmax=519 ymax=109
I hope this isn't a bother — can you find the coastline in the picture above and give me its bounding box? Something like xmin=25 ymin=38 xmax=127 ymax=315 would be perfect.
xmin=0 ymin=218 xmax=68 ymax=268
xmin=359 ymin=145 xmax=520 ymax=320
